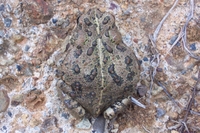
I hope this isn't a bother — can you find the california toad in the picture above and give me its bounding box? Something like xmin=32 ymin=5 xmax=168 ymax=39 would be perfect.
xmin=55 ymin=8 xmax=140 ymax=118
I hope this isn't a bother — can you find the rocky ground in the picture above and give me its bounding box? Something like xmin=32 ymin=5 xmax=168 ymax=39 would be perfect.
xmin=0 ymin=0 xmax=200 ymax=133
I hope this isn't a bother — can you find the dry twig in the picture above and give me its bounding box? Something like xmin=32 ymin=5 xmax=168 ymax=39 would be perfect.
xmin=179 ymin=70 xmax=200 ymax=132
xmin=181 ymin=0 xmax=200 ymax=60
xmin=190 ymin=110 xmax=200 ymax=116
xmin=152 ymin=0 xmax=179 ymax=42
xmin=157 ymin=81 xmax=180 ymax=109
xmin=142 ymin=125 xmax=151 ymax=133
xmin=149 ymin=36 xmax=160 ymax=94
xmin=167 ymin=0 xmax=200 ymax=60
xmin=149 ymin=0 xmax=179 ymax=94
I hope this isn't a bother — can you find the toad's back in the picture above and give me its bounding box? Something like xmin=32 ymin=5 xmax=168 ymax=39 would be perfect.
xmin=56 ymin=8 xmax=140 ymax=117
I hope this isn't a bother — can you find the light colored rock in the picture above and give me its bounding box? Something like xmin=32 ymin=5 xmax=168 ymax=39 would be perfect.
xmin=0 ymin=90 xmax=10 ymax=113
xmin=171 ymin=130 xmax=179 ymax=133
xmin=76 ymin=118 xmax=91 ymax=130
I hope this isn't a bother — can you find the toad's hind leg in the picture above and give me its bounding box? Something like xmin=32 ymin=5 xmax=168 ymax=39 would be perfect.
xmin=57 ymin=80 xmax=85 ymax=119
xmin=104 ymin=97 xmax=146 ymax=119
xmin=104 ymin=98 xmax=131 ymax=119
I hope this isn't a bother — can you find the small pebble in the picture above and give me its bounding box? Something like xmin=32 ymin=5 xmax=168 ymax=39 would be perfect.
xmin=18 ymin=19 xmax=23 ymax=24
xmin=93 ymin=115 xmax=105 ymax=133
xmin=61 ymin=113 xmax=69 ymax=119
xmin=171 ymin=130 xmax=179 ymax=133
xmin=16 ymin=64 xmax=22 ymax=71
xmin=24 ymin=45 xmax=30 ymax=51
xmin=0 ymin=38 xmax=3 ymax=45
xmin=109 ymin=3 xmax=118 ymax=10
xmin=3 ymin=126 xmax=7 ymax=130
xmin=156 ymin=108 xmax=166 ymax=118
xmin=24 ymin=67 xmax=33 ymax=76
xmin=4 ymin=18 xmax=12 ymax=27
xmin=33 ymin=72 xmax=40 ymax=78
xmin=140 ymin=17 xmax=145 ymax=22
xmin=76 ymin=118 xmax=91 ymax=129
xmin=0 ymin=30 xmax=4 ymax=37
xmin=137 ymin=85 xmax=148 ymax=97
xmin=143 ymin=57 xmax=148 ymax=61
xmin=189 ymin=43 xmax=196 ymax=51
xmin=122 ymin=34 xmax=132 ymax=46
xmin=41 ymin=116 xmax=57 ymax=129
xmin=0 ymin=4 xmax=4 ymax=11
xmin=52 ymin=18 xmax=58 ymax=24
xmin=0 ymin=90 xmax=10 ymax=113
xmin=7 ymin=111 xmax=12 ymax=117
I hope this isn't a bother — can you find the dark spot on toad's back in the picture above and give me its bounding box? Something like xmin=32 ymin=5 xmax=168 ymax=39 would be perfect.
xmin=108 ymin=64 xmax=123 ymax=86
xmin=65 ymin=43 xmax=70 ymax=52
xmin=125 ymin=56 xmax=132 ymax=65
xmin=84 ymin=68 xmax=97 ymax=82
xmin=87 ymin=47 xmax=94 ymax=56
xmin=74 ymin=49 xmax=82 ymax=58
xmin=102 ymin=16 xmax=110 ymax=24
xmin=105 ymin=30 xmax=109 ymax=37
xmin=103 ymin=56 xmax=108 ymax=64
xmin=92 ymin=40 xmax=97 ymax=47
xmin=91 ymin=68 xmax=97 ymax=76
xmin=124 ymin=85 xmax=133 ymax=92
xmin=86 ymin=91 xmax=96 ymax=99
xmin=116 ymin=45 xmax=126 ymax=52
xmin=72 ymin=64 xmax=80 ymax=74
xmin=84 ymin=18 xmax=92 ymax=26
xmin=113 ymin=75 xmax=123 ymax=86
xmin=69 ymin=91 xmax=76 ymax=98
xmin=55 ymin=69 xmax=64 ymax=77
xmin=126 ymin=71 xmax=135 ymax=81
xmin=103 ymin=42 xmax=113 ymax=53
xmin=86 ymin=30 xmax=92 ymax=36
xmin=108 ymin=64 xmax=114 ymax=74
xmin=71 ymin=81 xmax=82 ymax=94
